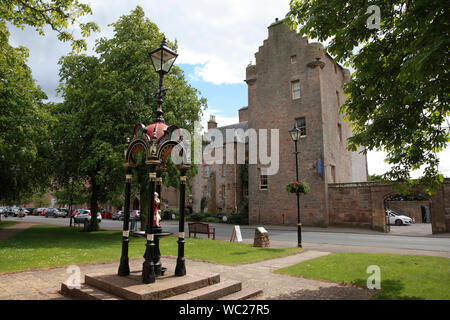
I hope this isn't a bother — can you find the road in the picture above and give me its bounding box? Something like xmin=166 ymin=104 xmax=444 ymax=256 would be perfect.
xmin=5 ymin=215 xmax=450 ymax=254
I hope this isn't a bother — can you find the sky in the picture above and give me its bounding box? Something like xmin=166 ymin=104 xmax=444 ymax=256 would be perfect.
xmin=8 ymin=0 xmax=449 ymax=178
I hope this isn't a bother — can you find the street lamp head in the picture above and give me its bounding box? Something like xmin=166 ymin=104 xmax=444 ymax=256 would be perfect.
xmin=289 ymin=125 xmax=301 ymax=142
xmin=149 ymin=37 xmax=178 ymax=74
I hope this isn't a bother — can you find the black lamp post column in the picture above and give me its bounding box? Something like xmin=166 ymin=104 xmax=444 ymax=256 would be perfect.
xmin=152 ymin=173 xmax=163 ymax=276
xmin=175 ymin=170 xmax=187 ymax=276
xmin=118 ymin=167 xmax=132 ymax=276
xmin=142 ymin=171 xmax=156 ymax=284
xmin=294 ymin=140 xmax=302 ymax=248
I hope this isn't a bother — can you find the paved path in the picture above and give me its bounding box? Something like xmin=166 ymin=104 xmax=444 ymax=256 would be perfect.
xmin=0 ymin=251 xmax=374 ymax=300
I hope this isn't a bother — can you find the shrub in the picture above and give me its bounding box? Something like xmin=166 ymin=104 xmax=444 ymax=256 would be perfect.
xmin=202 ymin=217 xmax=221 ymax=223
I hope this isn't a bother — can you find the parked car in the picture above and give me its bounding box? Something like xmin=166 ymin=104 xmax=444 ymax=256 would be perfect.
xmin=45 ymin=208 xmax=67 ymax=218
xmin=59 ymin=209 xmax=69 ymax=217
xmin=73 ymin=209 xmax=102 ymax=224
xmin=33 ymin=208 xmax=44 ymax=216
xmin=386 ymin=209 xmax=412 ymax=226
xmin=112 ymin=211 xmax=123 ymax=220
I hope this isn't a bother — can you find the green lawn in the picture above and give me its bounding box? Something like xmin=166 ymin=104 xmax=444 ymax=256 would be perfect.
xmin=275 ymin=252 xmax=450 ymax=300
xmin=0 ymin=225 xmax=301 ymax=273
xmin=0 ymin=221 xmax=19 ymax=229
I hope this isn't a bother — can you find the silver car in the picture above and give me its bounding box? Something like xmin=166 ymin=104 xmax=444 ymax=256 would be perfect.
xmin=74 ymin=209 xmax=102 ymax=223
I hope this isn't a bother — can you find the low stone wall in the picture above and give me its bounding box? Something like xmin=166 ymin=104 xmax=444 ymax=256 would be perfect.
xmin=327 ymin=180 xmax=449 ymax=234
xmin=328 ymin=183 xmax=373 ymax=229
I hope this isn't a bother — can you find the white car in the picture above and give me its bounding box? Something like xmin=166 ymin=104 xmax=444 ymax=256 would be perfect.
xmin=74 ymin=209 xmax=102 ymax=223
xmin=386 ymin=209 xmax=412 ymax=226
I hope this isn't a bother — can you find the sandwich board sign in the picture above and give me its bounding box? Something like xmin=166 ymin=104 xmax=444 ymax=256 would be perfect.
xmin=230 ymin=225 xmax=243 ymax=243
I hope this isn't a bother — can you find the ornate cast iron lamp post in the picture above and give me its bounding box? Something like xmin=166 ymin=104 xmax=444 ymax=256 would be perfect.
xmin=289 ymin=124 xmax=303 ymax=248
xmin=119 ymin=36 xmax=190 ymax=283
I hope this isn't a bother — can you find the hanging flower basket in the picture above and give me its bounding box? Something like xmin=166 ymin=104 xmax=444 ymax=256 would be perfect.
xmin=285 ymin=181 xmax=310 ymax=195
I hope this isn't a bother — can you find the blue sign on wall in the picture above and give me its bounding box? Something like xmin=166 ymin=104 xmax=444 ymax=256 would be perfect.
xmin=317 ymin=158 xmax=323 ymax=175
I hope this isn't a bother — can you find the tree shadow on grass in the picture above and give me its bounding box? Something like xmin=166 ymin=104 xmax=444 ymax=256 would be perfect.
xmin=272 ymin=285 xmax=374 ymax=300
xmin=351 ymin=278 xmax=425 ymax=300
xmin=0 ymin=225 xmax=125 ymax=250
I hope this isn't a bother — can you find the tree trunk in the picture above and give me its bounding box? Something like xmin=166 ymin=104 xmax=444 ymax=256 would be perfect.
xmin=88 ymin=175 xmax=99 ymax=231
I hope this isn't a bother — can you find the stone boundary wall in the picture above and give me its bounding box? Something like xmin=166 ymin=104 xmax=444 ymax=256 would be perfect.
xmin=328 ymin=180 xmax=450 ymax=234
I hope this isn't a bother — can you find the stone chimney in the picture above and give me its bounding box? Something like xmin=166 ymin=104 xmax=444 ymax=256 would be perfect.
xmin=207 ymin=115 xmax=217 ymax=130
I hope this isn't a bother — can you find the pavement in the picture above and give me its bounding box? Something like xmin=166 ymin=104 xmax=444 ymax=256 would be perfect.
xmin=0 ymin=221 xmax=448 ymax=300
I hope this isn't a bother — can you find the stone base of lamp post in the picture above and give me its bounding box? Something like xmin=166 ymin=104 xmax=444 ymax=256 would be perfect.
xmin=175 ymin=237 xmax=186 ymax=276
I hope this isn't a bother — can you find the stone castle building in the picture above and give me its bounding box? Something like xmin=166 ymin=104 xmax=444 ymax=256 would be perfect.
xmin=191 ymin=19 xmax=369 ymax=227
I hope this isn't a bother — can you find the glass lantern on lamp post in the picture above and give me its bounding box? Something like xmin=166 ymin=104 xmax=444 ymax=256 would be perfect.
xmin=149 ymin=37 xmax=178 ymax=123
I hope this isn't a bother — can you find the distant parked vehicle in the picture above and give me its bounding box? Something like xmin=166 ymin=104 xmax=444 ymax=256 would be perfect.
xmin=45 ymin=208 xmax=67 ymax=218
xmin=112 ymin=211 xmax=123 ymax=220
xmin=73 ymin=210 xmax=102 ymax=224
xmin=33 ymin=208 xmax=45 ymax=216
xmin=59 ymin=209 xmax=69 ymax=217
xmin=386 ymin=209 xmax=413 ymax=226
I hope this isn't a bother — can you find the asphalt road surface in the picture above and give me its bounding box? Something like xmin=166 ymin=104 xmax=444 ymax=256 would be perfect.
xmin=5 ymin=215 xmax=450 ymax=253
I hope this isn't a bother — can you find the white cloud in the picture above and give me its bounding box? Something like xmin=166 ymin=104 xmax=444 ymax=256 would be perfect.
xmin=368 ymin=148 xmax=450 ymax=178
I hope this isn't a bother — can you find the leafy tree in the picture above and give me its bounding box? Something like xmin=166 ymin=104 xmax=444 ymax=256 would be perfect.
xmin=287 ymin=0 xmax=449 ymax=193
xmin=0 ymin=0 xmax=99 ymax=52
xmin=0 ymin=25 xmax=53 ymax=204
xmin=0 ymin=0 xmax=98 ymax=204
xmin=54 ymin=7 xmax=206 ymax=230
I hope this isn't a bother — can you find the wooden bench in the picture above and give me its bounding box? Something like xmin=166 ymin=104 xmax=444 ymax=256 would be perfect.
xmin=188 ymin=222 xmax=215 ymax=240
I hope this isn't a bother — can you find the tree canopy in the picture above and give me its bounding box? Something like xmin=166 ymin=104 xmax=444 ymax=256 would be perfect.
xmin=0 ymin=0 xmax=99 ymax=51
xmin=0 ymin=0 xmax=97 ymax=204
xmin=0 ymin=26 xmax=53 ymax=203
xmin=53 ymin=7 xmax=206 ymax=227
xmin=287 ymin=0 xmax=449 ymax=193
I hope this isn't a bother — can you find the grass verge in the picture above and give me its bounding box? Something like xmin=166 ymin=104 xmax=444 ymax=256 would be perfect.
xmin=0 ymin=221 xmax=19 ymax=229
xmin=0 ymin=225 xmax=301 ymax=273
xmin=275 ymin=252 xmax=450 ymax=300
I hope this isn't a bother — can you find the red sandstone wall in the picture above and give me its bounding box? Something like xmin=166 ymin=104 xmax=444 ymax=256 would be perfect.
xmin=328 ymin=184 xmax=373 ymax=228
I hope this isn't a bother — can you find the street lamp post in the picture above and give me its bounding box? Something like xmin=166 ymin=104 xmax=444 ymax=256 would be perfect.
xmin=289 ymin=125 xmax=302 ymax=248
xmin=149 ymin=37 xmax=178 ymax=124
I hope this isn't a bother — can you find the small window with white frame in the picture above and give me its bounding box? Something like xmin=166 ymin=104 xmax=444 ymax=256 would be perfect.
xmin=291 ymin=80 xmax=301 ymax=100
xmin=259 ymin=172 xmax=268 ymax=190
xmin=295 ymin=117 xmax=307 ymax=137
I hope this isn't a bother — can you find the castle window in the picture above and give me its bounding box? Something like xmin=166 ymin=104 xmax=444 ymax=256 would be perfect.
xmin=291 ymin=80 xmax=301 ymax=100
xmin=222 ymin=164 xmax=226 ymax=177
xmin=331 ymin=165 xmax=336 ymax=183
xmin=336 ymin=91 xmax=340 ymax=108
xmin=295 ymin=117 xmax=307 ymax=137
xmin=338 ymin=123 xmax=342 ymax=142
xmin=222 ymin=185 xmax=226 ymax=199
xmin=260 ymin=174 xmax=268 ymax=190
xmin=290 ymin=55 xmax=297 ymax=64
xmin=204 ymin=165 xmax=210 ymax=177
